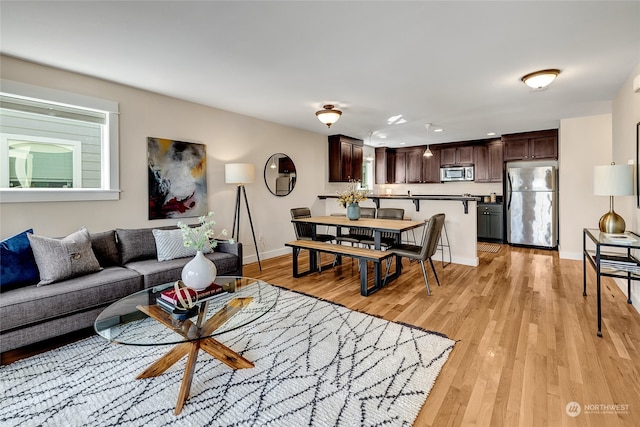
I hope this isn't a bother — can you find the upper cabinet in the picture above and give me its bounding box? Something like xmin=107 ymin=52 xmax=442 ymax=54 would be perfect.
xmin=440 ymin=145 xmax=474 ymax=166
xmin=502 ymin=129 xmax=558 ymax=161
xmin=375 ymin=147 xmax=394 ymax=184
xmin=393 ymin=147 xmax=424 ymax=183
xmin=422 ymin=146 xmax=441 ymax=183
xmin=375 ymin=147 xmax=440 ymax=184
xmin=474 ymin=139 xmax=503 ymax=183
xmin=329 ymin=134 xmax=363 ymax=182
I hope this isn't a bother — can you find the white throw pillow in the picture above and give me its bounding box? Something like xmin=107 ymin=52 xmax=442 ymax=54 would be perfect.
xmin=152 ymin=228 xmax=212 ymax=262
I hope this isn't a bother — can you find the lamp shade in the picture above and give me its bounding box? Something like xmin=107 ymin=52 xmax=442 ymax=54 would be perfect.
xmin=593 ymin=164 xmax=633 ymax=196
xmin=225 ymin=163 xmax=255 ymax=184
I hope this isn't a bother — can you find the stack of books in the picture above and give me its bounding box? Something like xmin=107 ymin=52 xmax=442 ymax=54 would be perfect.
xmin=602 ymin=233 xmax=639 ymax=245
xmin=156 ymin=282 xmax=227 ymax=319
xmin=594 ymin=253 xmax=640 ymax=274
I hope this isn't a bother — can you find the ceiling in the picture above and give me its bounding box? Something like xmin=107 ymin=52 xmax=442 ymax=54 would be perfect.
xmin=1 ymin=1 xmax=639 ymax=148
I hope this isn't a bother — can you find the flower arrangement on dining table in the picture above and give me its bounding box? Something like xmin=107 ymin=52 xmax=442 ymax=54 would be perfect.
xmin=177 ymin=211 xmax=233 ymax=252
xmin=336 ymin=181 xmax=369 ymax=207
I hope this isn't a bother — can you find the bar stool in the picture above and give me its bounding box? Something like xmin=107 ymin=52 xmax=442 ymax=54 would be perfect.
xmin=435 ymin=221 xmax=451 ymax=268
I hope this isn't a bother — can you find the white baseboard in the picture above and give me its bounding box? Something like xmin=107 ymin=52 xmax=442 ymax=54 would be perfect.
xmin=614 ymin=278 xmax=640 ymax=314
xmin=451 ymin=256 xmax=479 ymax=267
xmin=242 ymin=247 xmax=290 ymax=265
xmin=559 ymin=250 xmax=582 ymax=260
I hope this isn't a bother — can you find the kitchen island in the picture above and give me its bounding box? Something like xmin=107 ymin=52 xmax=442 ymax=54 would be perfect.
xmin=317 ymin=194 xmax=480 ymax=266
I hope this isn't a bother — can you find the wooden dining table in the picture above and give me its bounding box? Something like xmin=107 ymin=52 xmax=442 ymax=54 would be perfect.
xmin=290 ymin=215 xmax=425 ymax=277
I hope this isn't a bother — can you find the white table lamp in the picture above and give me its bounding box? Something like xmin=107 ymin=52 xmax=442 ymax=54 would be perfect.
xmin=593 ymin=163 xmax=634 ymax=233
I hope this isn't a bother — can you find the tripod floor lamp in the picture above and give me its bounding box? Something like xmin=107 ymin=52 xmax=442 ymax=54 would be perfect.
xmin=225 ymin=163 xmax=261 ymax=270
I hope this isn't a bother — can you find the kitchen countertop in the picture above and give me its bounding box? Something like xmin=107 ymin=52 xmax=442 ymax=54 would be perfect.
xmin=318 ymin=194 xmax=482 ymax=214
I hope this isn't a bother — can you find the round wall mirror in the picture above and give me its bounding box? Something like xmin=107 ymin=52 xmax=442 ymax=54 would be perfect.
xmin=264 ymin=153 xmax=296 ymax=197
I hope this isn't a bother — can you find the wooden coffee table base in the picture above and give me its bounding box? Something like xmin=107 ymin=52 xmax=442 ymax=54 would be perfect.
xmin=136 ymin=297 xmax=254 ymax=414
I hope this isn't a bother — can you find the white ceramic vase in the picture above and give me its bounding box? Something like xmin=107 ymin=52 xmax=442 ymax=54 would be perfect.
xmin=181 ymin=250 xmax=217 ymax=291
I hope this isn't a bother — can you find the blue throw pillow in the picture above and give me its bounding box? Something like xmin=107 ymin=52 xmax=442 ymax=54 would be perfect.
xmin=1 ymin=229 xmax=39 ymax=291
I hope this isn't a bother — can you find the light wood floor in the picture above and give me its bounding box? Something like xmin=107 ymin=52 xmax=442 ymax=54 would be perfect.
xmin=244 ymin=245 xmax=640 ymax=427
xmin=3 ymin=245 xmax=639 ymax=426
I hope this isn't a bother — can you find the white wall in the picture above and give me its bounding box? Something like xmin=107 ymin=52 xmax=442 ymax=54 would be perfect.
xmin=0 ymin=55 xmax=326 ymax=265
xmin=612 ymin=64 xmax=640 ymax=308
xmin=558 ymin=114 xmax=613 ymax=259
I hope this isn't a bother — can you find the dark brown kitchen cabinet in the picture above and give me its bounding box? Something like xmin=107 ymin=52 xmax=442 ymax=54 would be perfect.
xmin=394 ymin=147 xmax=424 ymax=183
xmin=405 ymin=148 xmax=424 ymax=183
xmin=422 ymin=147 xmax=441 ymax=183
xmin=502 ymin=129 xmax=558 ymax=161
xmin=394 ymin=150 xmax=407 ymax=183
xmin=440 ymin=145 xmax=473 ymax=166
xmin=329 ymin=134 xmax=363 ymax=182
xmin=375 ymin=147 xmax=395 ymax=184
xmin=474 ymin=140 xmax=503 ymax=182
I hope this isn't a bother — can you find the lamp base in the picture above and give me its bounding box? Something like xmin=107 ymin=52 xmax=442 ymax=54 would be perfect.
xmin=599 ymin=210 xmax=626 ymax=233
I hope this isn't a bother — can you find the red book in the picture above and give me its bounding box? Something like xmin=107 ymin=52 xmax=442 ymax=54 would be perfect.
xmin=160 ymin=282 xmax=225 ymax=304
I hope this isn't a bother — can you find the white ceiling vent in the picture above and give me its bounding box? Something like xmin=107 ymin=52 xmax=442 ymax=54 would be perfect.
xmin=634 ymin=74 xmax=640 ymax=93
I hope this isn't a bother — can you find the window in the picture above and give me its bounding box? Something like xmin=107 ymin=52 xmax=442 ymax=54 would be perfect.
xmin=0 ymin=80 xmax=120 ymax=202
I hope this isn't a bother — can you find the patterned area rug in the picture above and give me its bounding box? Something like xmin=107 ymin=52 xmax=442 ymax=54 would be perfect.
xmin=478 ymin=243 xmax=501 ymax=253
xmin=0 ymin=285 xmax=454 ymax=427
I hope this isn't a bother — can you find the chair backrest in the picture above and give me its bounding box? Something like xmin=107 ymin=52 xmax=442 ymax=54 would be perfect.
xmin=419 ymin=213 xmax=446 ymax=260
xmin=376 ymin=208 xmax=405 ymax=240
xmin=376 ymin=208 xmax=404 ymax=220
xmin=290 ymin=207 xmax=313 ymax=239
xmin=360 ymin=207 xmax=376 ymax=218
xmin=349 ymin=207 xmax=376 ymax=236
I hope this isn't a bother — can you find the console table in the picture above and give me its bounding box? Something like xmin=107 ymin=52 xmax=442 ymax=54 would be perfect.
xmin=583 ymin=228 xmax=639 ymax=337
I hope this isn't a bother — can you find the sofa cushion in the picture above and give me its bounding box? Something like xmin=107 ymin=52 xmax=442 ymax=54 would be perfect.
xmin=27 ymin=227 xmax=102 ymax=286
xmin=116 ymin=228 xmax=158 ymax=264
xmin=152 ymin=228 xmax=212 ymax=262
xmin=0 ymin=229 xmax=39 ymax=291
xmin=90 ymin=230 xmax=120 ymax=267
xmin=125 ymin=252 xmax=239 ymax=289
xmin=0 ymin=266 xmax=143 ymax=333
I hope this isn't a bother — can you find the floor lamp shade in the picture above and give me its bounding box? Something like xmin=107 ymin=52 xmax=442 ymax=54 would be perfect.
xmin=593 ymin=164 xmax=634 ymax=233
xmin=225 ymin=163 xmax=255 ymax=184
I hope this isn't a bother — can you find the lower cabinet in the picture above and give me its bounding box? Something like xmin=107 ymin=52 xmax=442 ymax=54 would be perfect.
xmin=477 ymin=204 xmax=503 ymax=242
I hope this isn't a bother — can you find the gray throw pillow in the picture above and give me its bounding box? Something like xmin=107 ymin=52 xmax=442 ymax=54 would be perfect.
xmin=90 ymin=230 xmax=120 ymax=267
xmin=28 ymin=227 xmax=102 ymax=286
xmin=116 ymin=228 xmax=158 ymax=264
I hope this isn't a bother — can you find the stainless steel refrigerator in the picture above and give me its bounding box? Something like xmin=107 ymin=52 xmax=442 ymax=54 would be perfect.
xmin=506 ymin=165 xmax=558 ymax=248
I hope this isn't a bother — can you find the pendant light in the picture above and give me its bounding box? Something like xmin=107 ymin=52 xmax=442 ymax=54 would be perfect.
xmin=315 ymin=104 xmax=342 ymax=128
xmin=423 ymin=123 xmax=434 ymax=157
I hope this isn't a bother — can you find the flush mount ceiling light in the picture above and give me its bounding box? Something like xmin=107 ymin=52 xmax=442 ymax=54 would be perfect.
xmin=315 ymin=104 xmax=342 ymax=128
xmin=521 ymin=69 xmax=561 ymax=90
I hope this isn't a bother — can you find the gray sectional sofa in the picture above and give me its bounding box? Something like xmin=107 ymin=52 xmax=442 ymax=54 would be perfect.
xmin=0 ymin=226 xmax=242 ymax=353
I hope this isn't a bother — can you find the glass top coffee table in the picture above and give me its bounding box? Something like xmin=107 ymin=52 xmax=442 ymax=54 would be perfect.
xmin=94 ymin=276 xmax=278 ymax=415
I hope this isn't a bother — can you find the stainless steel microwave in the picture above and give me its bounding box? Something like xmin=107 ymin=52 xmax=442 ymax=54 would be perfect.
xmin=440 ymin=166 xmax=474 ymax=182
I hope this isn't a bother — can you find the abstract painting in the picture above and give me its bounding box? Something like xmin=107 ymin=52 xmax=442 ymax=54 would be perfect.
xmin=147 ymin=137 xmax=207 ymax=219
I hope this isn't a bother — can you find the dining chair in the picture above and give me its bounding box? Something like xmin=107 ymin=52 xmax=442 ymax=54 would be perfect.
xmin=335 ymin=207 xmax=376 ymax=246
xmin=290 ymin=207 xmax=336 ymax=271
xmin=384 ymin=213 xmax=445 ymax=295
xmin=360 ymin=208 xmax=404 ymax=249
xmin=290 ymin=207 xmax=335 ymax=242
